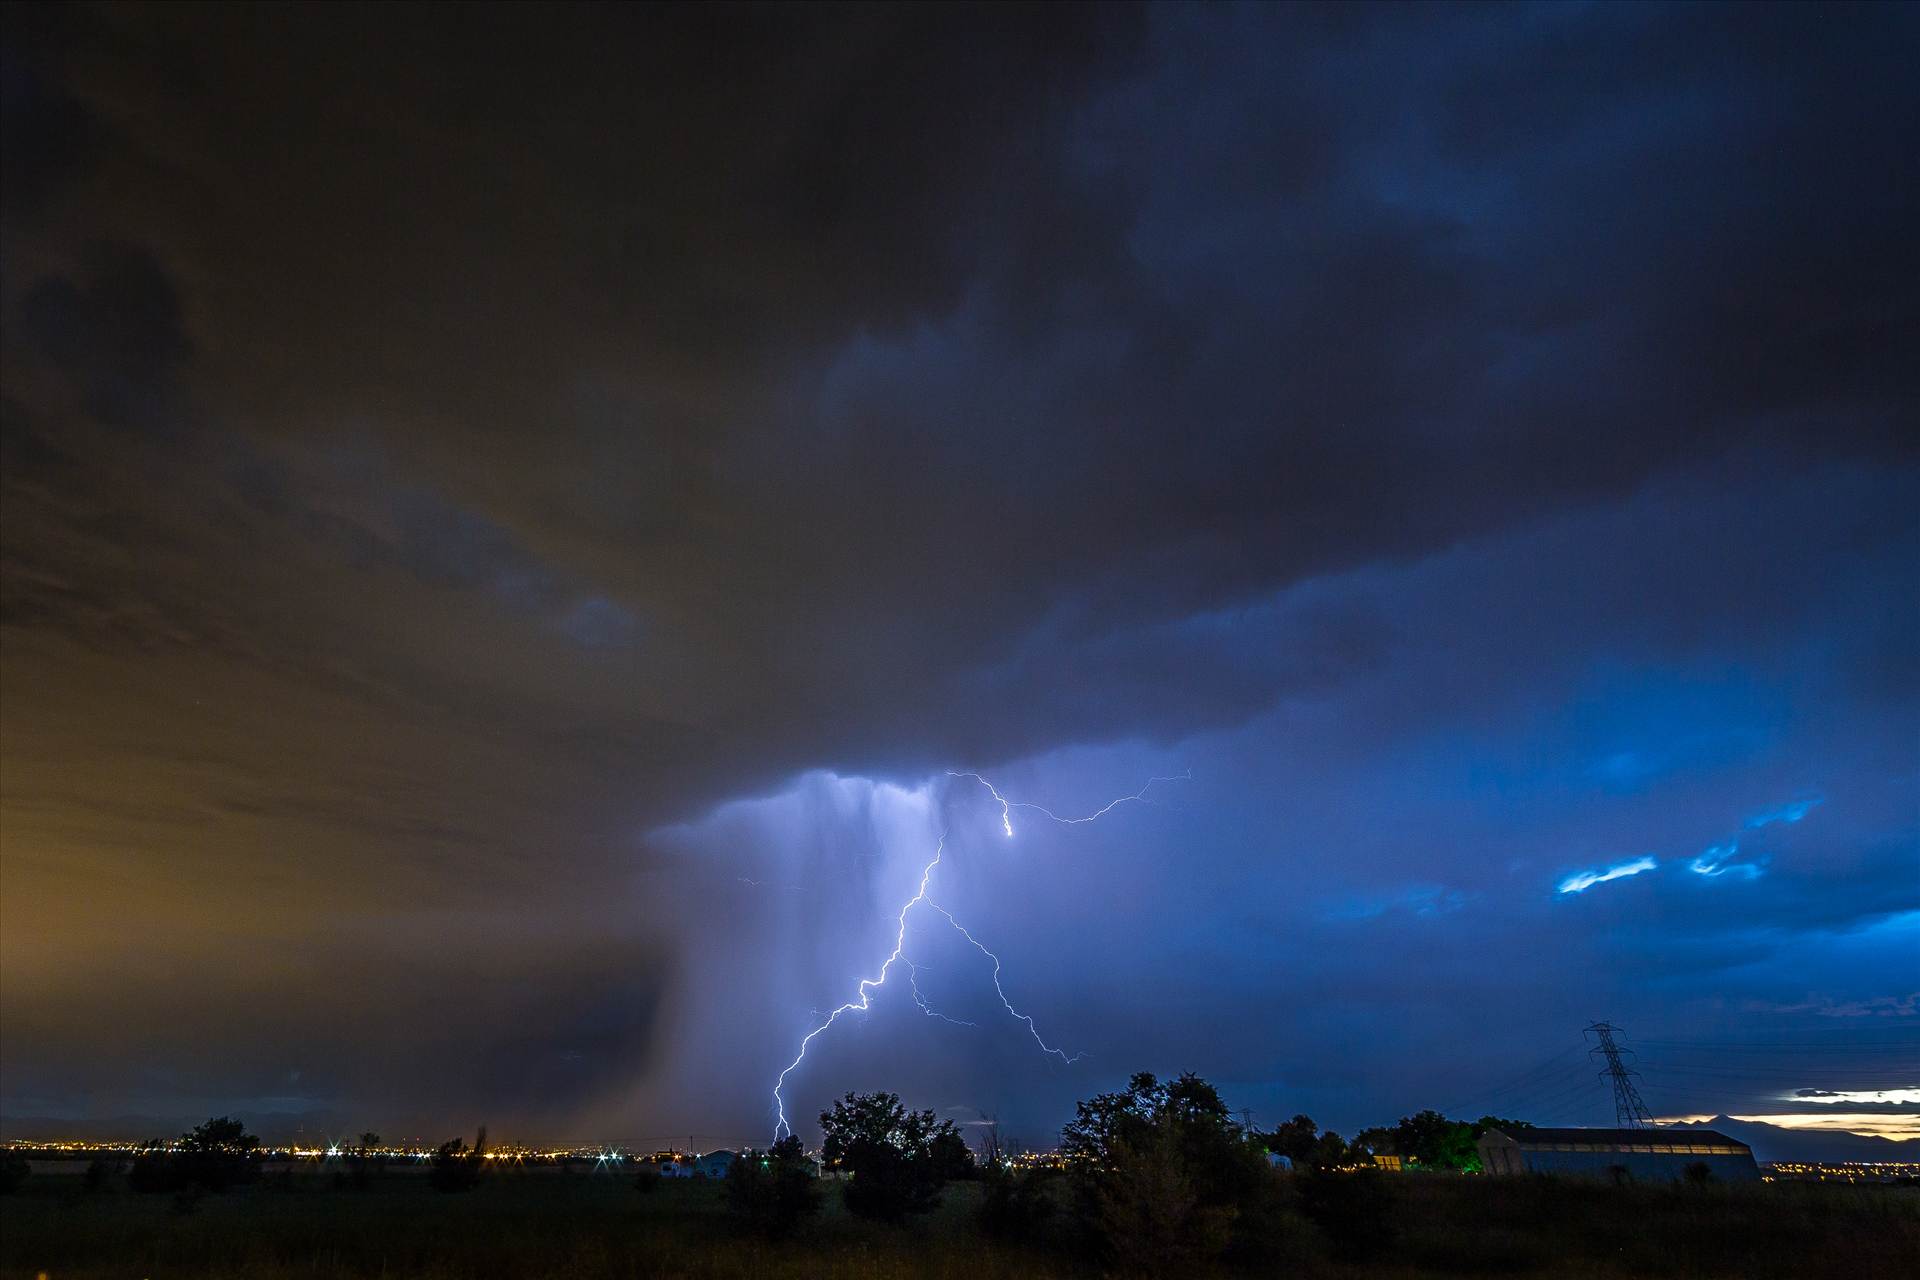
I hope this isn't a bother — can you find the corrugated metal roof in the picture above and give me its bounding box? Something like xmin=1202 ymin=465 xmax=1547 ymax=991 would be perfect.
xmin=1484 ymin=1126 xmax=1748 ymax=1150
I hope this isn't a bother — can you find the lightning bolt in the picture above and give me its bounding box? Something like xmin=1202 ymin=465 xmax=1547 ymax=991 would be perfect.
xmin=771 ymin=833 xmax=946 ymax=1139
xmin=926 ymin=902 xmax=1082 ymax=1064
xmin=907 ymin=960 xmax=977 ymax=1028
xmin=770 ymin=769 xmax=1186 ymax=1139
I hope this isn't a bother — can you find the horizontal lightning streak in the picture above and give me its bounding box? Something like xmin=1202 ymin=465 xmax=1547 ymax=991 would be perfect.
xmin=947 ymin=769 xmax=1191 ymax=836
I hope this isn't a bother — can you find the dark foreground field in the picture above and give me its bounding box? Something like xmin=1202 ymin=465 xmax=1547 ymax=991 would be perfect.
xmin=3 ymin=1167 xmax=1915 ymax=1280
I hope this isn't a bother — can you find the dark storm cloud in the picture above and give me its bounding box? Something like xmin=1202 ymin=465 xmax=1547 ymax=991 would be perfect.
xmin=3 ymin=2 xmax=1915 ymax=1141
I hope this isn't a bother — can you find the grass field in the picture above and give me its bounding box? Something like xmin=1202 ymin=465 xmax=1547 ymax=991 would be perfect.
xmin=2 ymin=1165 xmax=1915 ymax=1279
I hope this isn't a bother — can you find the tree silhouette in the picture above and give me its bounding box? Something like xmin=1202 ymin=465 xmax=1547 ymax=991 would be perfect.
xmin=429 ymin=1126 xmax=487 ymax=1192
xmin=818 ymin=1091 xmax=968 ymax=1221
xmin=1060 ymin=1072 xmax=1267 ymax=1268
xmin=130 ymin=1116 xmax=261 ymax=1192
xmin=1263 ymin=1114 xmax=1322 ymax=1164
xmin=345 ymin=1130 xmax=384 ymax=1188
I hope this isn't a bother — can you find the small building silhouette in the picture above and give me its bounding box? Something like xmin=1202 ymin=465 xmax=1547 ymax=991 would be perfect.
xmin=692 ymin=1149 xmax=736 ymax=1179
xmin=1478 ymin=1126 xmax=1758 ymax=1182
xmin=660 ymin=1149 xmax=737 ymax=1178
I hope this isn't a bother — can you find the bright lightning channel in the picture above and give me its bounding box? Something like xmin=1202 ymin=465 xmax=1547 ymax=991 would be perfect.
xmin=770 ymin=770 xmax=1185 ymax=1140
xmin=772 ymin=832 xmax=947 ymax=1140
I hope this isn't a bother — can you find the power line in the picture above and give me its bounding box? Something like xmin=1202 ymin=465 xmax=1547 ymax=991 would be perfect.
xmin=1639 ymin=1065 xmax=1916 ymax=1081
xmin=1457 ymin=1069 xmax=1603 ymax=1122
xmin=1434 ymin=1043 xmax=1588 ymax=1116
xmin=1635 ymin=1043 xmax=1920 ymax=1053
xmin=1635 ymin=1061 xmax=1917 ymax=1082
xmin=1636 ymin=1034 xmax=1920 ymax=1041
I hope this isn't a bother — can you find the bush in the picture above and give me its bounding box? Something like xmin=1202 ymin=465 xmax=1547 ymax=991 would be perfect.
xmin=1297 ymin=1167 xmax=1395 ymax=1261
xmin=83 ymin=1158 xmax=117 ymax=1192
xmin=128 ymin=1149 xmax=186 ymax=1194
xmin=344 ymin=1131 xmax=383 ymax=1190
xmin=178 ymin=1116 xmax=261 ymax=1191
xmin=130 ymin=1117 xmax=262 ymax=1194
xmin=1096 ymin=1122 xmax=1237 ymax=1273
xmin=0 ymin=1153 xmax=28 ymax=1194
xmin=1060 ymin=1071 xmax=1267 ymax=1268
xmin=725 ymin=1136 xmax=820 ymax=1236
xmin=429 ymin=1127 xmax=488 ymax=1193
xmin=978 ymin=1164 xmax=1060 ymax=1243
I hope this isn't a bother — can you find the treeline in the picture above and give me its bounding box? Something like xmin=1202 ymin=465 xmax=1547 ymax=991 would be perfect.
xmin=717 ymin=1073 xmax=1536 ymax=1269
xmin=1 ymin=1075 xmax=1534 ymax=1268
xmin=1268 ymin=1105 xmax=1533 ymax=1173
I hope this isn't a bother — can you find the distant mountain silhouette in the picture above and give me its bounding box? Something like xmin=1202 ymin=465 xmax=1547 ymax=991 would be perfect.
xmin=1671 ymin=1115 xmax=1918 ymax=1164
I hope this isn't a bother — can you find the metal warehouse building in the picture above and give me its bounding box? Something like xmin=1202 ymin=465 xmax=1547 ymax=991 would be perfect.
xmin=1477 ymin=1127 xmax=1759 ymax=1183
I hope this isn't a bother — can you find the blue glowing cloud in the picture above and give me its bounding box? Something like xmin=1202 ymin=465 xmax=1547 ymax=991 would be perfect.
xmin=1747 ymin=797 xmax=1823 ymax=829
xmin=1557 ymin=856 xmax=1659 ymax=895
xmin=1689 ymin=843 xmax=1763 ymax=880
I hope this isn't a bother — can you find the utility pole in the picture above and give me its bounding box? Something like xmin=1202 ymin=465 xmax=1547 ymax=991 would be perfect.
xmin=1586 ymin=1021 xmax=1653 ymax=1129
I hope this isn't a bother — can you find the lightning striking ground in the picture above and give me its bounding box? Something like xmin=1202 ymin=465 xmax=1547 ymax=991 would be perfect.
xmin=770 ymin=770 xmax=1185 ymax=1139
xmin=771 ymin=833 xmax=946 ymax=1139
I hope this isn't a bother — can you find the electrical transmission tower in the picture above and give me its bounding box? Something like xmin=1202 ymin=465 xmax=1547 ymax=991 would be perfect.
xmin=1585 ymin=1021 xmax=1653 ymax=1128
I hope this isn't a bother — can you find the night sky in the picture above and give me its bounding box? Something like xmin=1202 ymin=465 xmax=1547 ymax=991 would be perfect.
xmin=2 ymin=4 xmax=1915 ymax=1154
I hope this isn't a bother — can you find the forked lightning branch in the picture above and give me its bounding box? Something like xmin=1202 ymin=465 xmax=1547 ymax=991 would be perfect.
xmin=770 ymin=771 xmax=1188 ymax=1139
